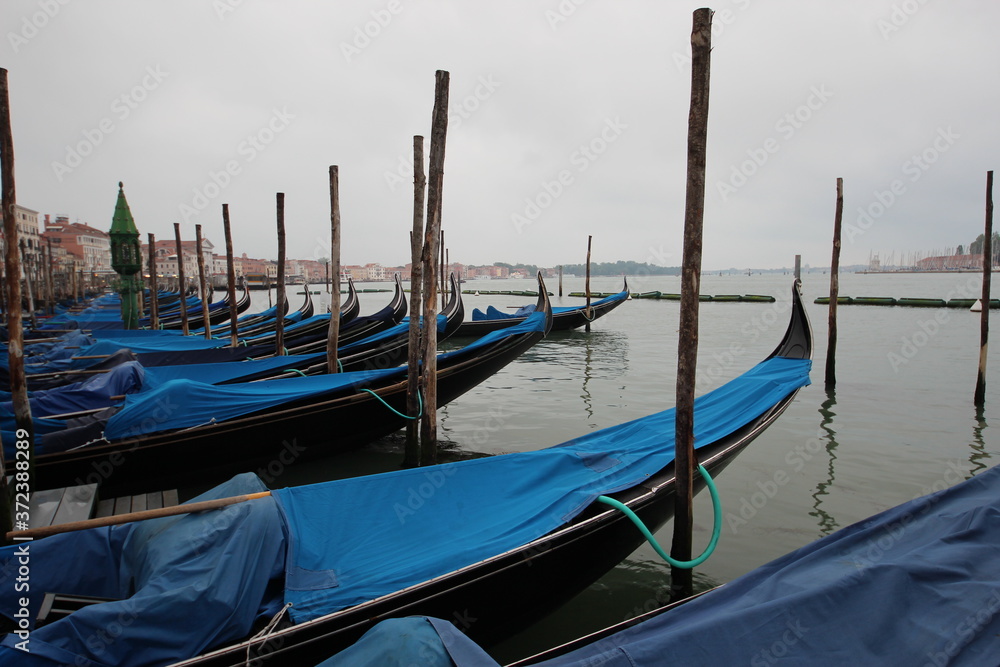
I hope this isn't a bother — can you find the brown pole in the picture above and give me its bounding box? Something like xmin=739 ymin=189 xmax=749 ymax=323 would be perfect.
xmin=584 ymin=235 xmax=593 ymax=332
xmin=44 ymin=241 xmax=54 ymax=314
xmin=826 ymin=178 xmax=843 ymax=389
xmin=419 ymin=70 xmax=450 ymax=466
xmin=558 ymin=265 xmax=563 ymax=297
xmin=6 ymin=490 xmax=273 ymax=541
xmin=1 ymin=67 xmax=31 ymax=533
xmin=440 ymin=229 xmax=446 ymax=309
xmin=326 ymin=167 xmax=342 ymax=373
xmin=19 ymin=242 xmax=36 ymax=330
xmin=173 ymin=222 xmax=190 ymax=335
xmin=195 ymin=224 xmax=212 ymax=340
xmin=275 ymin=192 xmax=286 ymax=356
xmin=406 ymin=136 xmax=426 ymax=467
xmin=670 ymin=7 xmax=712 ymax=602
xmin=794 ymin=254 xmax=801 ymax=282
xmin=147 ymin=233 xmax=159 ymax=329
xmin=975 ymin=170 xmax=994 ymax=406
xmin=222 ymin=204 xmax=238 ymax=347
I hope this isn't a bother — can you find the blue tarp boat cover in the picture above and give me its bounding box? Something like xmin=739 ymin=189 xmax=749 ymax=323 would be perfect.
xmin=103 ymin=310 xmax=550 ymax=442
xmin=0 ymin=474 xmax=286 ymax=667
xmin=472 ymin=291 xmax=626 ymax=322
xmin=0 ymin=348 xmax=807 ymax=667
xmin=325 ymin=461 xmax=1000 ymax=667
xmin=273 ymin=355 xmax=810 ymax=623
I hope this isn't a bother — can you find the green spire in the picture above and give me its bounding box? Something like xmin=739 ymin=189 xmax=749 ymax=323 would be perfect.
xmin=110 ymin=181 xmax=139 ymax=236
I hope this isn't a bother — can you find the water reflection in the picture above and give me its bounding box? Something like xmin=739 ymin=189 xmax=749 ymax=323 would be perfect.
xmin=968 ymin=407 xmax=992 ymax=476
xmin=809 ymin=388 xmax=840 ymax=536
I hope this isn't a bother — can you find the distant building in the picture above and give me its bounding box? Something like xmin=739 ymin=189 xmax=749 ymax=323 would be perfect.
xmin=42 ymin=215 xmax=112 ymax=275
xmin=915 ymin=254 xmax=983 ymax=271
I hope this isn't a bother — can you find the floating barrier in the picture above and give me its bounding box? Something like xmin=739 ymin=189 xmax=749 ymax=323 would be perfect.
xmin=741 ymin=294 xmax=777 ymax=303
xmin=896 ymin=298 xmax=947 ymax=308
xmin=852 ymin=296 xmax=897 ymax=306
xmin=630 ymin=291 xmax=662 ymax=299
xmin=711 ymin=294 xmax=742 ymax=302
xmin=814 ymin=296 xmax=854 ymax=305
xmin=812 ymin=296 xmax=999 ymax=308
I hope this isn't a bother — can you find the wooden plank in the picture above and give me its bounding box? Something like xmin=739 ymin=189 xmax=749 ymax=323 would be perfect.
xmin=95 ymin=498 xmax=115 ymax=518
xmin=162 ymin=489 xmax=179 ymax=508
xmin=113 ymin=496 xmax=131 ymax=516
xmin=27 ymin=488 xmax=65 ymax=528
xmin=130 ymin=493 xmax=146 ymax=513
xmin=51 ymin=483 xmax=98 ymax=525
xmin=145 ymin=492 xmax=163 ymax=510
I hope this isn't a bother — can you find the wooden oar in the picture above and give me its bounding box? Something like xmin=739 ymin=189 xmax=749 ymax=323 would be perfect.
xmin=5 ymin=490 xmax=272 ymax=541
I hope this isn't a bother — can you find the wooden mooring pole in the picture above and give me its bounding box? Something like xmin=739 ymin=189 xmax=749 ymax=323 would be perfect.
xmin=670 ymin=7 xmax=712 ymax=602
xmin=275 ymin=192 xmax=287 ymax=356
xmin=195 ymin=224 xmax=212 ymax=340
xmin=326 ymin=167 xmax=342 ymax=373
xmin=1 ymin=67 xmax=32 ymax=533
xmin=173 ymin=222 xmax=190 ymax=335
xmin=826 ymin=178 xmax=843 ymax=390
xmin=558 ymin=265 xmax=563 ymax=297
xmin=794 ymin=254 xmax=801 ymax=283
xmin=406 ymin=136 xmax=426 ymax=467
xmin=419 ymin=70 xmax=450 ymax=466
xmin=147 ymin=233 xmax=159 ymax=330
xmin=584 ymin=235 xmax=593 ymax=332
xmin=222 ymin=204 xmax=238 ymax=347
xmin=19 ymin=242 xmax=36 ymax=330
xmin=975 ymin=170 xmax=994 ymax=406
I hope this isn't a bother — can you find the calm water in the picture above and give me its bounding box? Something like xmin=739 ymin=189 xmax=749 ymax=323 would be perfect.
xmin=242 ymin=271 xmax=1000 ymax=662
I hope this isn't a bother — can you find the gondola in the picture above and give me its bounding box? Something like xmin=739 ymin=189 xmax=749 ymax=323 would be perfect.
xmin=29 ymin=275 xmax=550 ymax=495
xmin=340 ymin=462 xmax=1000 ymax=665
xmin=0 ymin=282 xmax=809 ymax=666
xmin=455 ymin=279 xmax=629 ymax=337
xmin=149 ymin=284 xmax=253 ymax=331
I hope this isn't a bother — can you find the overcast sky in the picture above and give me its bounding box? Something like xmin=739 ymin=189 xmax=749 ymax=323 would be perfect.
xmin=4 ymin=1 xmax=998 ymax=271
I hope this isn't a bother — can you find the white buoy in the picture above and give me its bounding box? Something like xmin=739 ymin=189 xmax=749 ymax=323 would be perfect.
xmin=474 ymin=290 xmax=480 ymax=296
xmin=971 ymin=299 xmax=983 ymax=312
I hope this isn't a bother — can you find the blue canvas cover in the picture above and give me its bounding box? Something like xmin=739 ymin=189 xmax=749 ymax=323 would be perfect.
xmin=0 ymin=474 xmax=286 ymax=667
xmin=314 ymin=617 xmax=496 ymax=667
xmin=319 ymin=463 xmax=1000 ymax=666
xmin=103 ymin=310 xmax=549 ymax=442
xmin=273 ymin=356 xmax=811 ymax=623
xmin=0 ymin=361 xmax=143 ymax=418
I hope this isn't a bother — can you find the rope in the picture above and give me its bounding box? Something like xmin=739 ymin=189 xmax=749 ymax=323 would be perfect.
xmin=596 ymin=464 xmax=722 ymax=569
xmin=284 ymin=368 xmax=308 ymax=377
xmin=360 ymin=387 xmax=422 ymax=420
xmin=246 ymin=602 xmax=292 ymax=665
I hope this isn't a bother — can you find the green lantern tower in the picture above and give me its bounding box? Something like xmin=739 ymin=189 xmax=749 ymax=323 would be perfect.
xmin=109 ymin=181 xmax=143 ymax=329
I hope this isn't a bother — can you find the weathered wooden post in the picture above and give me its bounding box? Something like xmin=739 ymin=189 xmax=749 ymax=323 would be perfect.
xmin=794 ymin=254 xmax=801 ymax=282
xmin=671 ymin=7 xmax=712 ymax=602
xmin=19 ymin=242 xmax=36 ymax=329
xmin=222 ymin=204 xmax=238 ymax=347
xmin=326 ymin=167 xmax=342 ymax=373
xmin=275 ymin=192 xmax=287 ymax=356
xmin=148 ymin=233 xmax=159 ymax=329
xmin=975 ymin=171 xmax=994 ymax=406
xmin=826 ymin=178 xmax=843 ymax=389
xmin=419 ymin=70 xmax=450 ymax=466
xmin=584 ymin=235 xmax=593 ymax=332
xmin=44 ymin=240 xmax=55 ymax=314
xmin=173 ymin=222 xmax=190 ymax=335
xmin=405 ymin=136 xmax=426 ymax=467
xmin=558 ymin=265 xmax=563 ymax=297
xmin=195 ymin=224 xmax=212 ymax=340
xmin=1 ymin=67 xmax=32 ymax=530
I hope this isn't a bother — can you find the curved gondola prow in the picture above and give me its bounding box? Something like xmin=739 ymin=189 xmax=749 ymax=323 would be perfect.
xmin=388 ymin=273 xmax=407 ymax=319
xmin=535 ymin=272 xmax=554 ymax=336
xmin=337 ymin=278 xmax=361 ymax=323
xmin=767 ymin=280 xmax=813 ymax=361
xmin=441 ymin=273 xmax=464 ymax=327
